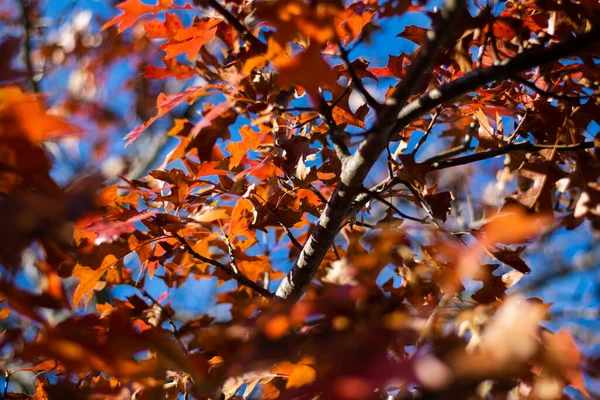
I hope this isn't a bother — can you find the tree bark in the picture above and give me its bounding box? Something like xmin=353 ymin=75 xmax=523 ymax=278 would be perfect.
xmin=275 ymin=1 xmax=600 ymax=301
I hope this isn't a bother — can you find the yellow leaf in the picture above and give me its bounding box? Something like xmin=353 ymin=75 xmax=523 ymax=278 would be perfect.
xmin=72 ymin=254 xmax=118 ymax=308
xmin=272 ymin=362 xmax=316 ymax=389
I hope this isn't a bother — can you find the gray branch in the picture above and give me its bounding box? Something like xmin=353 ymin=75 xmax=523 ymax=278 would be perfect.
xmin=275 ymin=0 xmax=465 ymax=301
xmin=275 ymin=4 xmax=600 ymax=302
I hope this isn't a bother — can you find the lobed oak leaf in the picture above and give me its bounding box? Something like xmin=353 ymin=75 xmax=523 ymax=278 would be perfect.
xmin=97 ymin=184 xmax=139 ymax=208
xmin=124 ymin=85 xmax=215 ymax=146
xmin=332 ymin=103 xmax=369 ymax=129
xmin=490 ymin=246 xmax=530 ymax=274
xmin=369 ymin=54 xmax=407 ymax=78
xmin=423 ymin=190 xmax=453 ymax=222
xmin=275 ymin=43 xmax=338 ymax=101
xmin=471 ymin=264 xmax=507 ymax=303
xmin=191 ymin=206 xmax=230 ymax=223
xmin=228 ymin=198 xmax=257 ymax=239
xmin=542 ymin=329 xmax=589 ymax=397
xmin=189 ymin=101 xmax=234 ymax=141
xmin=143 ymin=12 xmax=182 ymax=37
xmin=144 ymin=58 xmax=197 ymax=80
xmin=397 ymin=25 xmax=428 ymax=46
xmin=226 ymin=125 xmax=269 ymax=168
xmin=72 ymin=254 xmax=119 ymax=308
xmin=479 ymin=205 xmax=552 ymax=246
xmin=333 ymin=57 xmax=378 ymax=82
xmin=102 ymin=0 xmax=173 ymax=33
xmin=162 ymin=20 xmax=220 ymax=61
xmin=254 ymin=0 xmax=342 ymax=45
xmin=82 ymin=210 xmax=158 ymax=245
xmin=335 ymin=5 xmax=377 ymax=45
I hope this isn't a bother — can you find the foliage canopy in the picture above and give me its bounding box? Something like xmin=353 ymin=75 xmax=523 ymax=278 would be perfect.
xmin=1 ymin=0 xmax=600 ymax=398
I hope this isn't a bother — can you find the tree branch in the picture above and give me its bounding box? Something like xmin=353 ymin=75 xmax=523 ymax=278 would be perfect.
xmin=337 ymin=40 xmax=380 ymax=111
xmin=276 ymin=6 xmax=600 ymax=302
xmin=205 ymin=0 xmax=266 ymax=52
xmin=174 ymin=233 xmax=274 ymax=298
xmin=275 ymin=0 xmax=465 ymax=302
xmin=427 ymin=140 xmax=594 ymax=171
xmin=392 ymin=27 xmax=600 ymax=136
xmin=19 ymin=0 xmax=39 ymax=93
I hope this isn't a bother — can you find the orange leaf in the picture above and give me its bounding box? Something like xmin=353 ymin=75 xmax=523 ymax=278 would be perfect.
xmin=0 ymin=86 xmax=81 ymax=144
xmin=0 ymin=308 xmax=11 ymax=319
xmin=72 ymin=254 xmax=118 ymax=308
xmin=144 ymin=58 xmax=197 ymax=80
xmin=543 ymin=329 xmax=589 ymax=397
xmin=264 ymin=315 xmax=290 ymax=339
xmin=228 ymin=198 xmax=255 ymax=239
xmin=272 ymin=362 xmax=317 ymax=389
xmin=480 ymin=205 xmax=552 ymax=246
xmin=124 ymin=85 xmax=215 ymax=146
xmin=226 ymin=125 xmax=269 ymax=168
xmin=102 ymin=0 xmax=172 ymax=33
xmin=275 ymin=43 xmax=337 ymax=100
xmin=165 ymin=22 xmax=219 ymax=61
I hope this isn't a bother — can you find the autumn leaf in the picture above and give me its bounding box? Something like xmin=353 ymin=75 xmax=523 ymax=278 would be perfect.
xmin=0 ymin=86 xmax=81 ymax=144
xmin=397 ymin=25 xmax=428 ymax=45
xmin=369 ymin=54 xmax=407 ymax=78
xmin=82 ymin=210 xmax=158 ymax=245
xmin=275 ymin=43 xmax=338 ymax=100
xmin=72 ymin=254 xmax=119 ymax=308
xmin=102 ymin=0 xmax=173 ymax=33
xmin=124 ymin=85 xmax=215 ymax=146
xmin=335 ymin=5 xmax=377 ymax=45
xmin=144 ymin=58 xmax=197 ymax=80
xmin=226 ymin=125 xmax=269 ymax=168
xmin=272 ymin=361 xmax=317 ymax=389
xmin=254 ymin=0 xmax=342 ymax=44
xmin=145 ymin=14 xmax=220 ymax=61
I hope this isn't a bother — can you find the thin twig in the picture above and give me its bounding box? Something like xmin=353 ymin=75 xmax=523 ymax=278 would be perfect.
xmin=507 ymin=110 xmax=529 ymax=144
xmin=137 ymin=287 xmax=188 ymax=354
xmin=513 ymin=75 xmax=595 ymax=101
xmin=416 ymin=293 xmax=453 ymax=347
xmin=224 ymin=234 xmax=240 ymax=274
xmin=174 ymin=233 xmax=273 ymax=298
xmin=331 ymin=243 xmax=341 ymax=260
xmin=337 ymin=39 xmax=380 ymax=111
xmin=360 ymin=186 xmax=425 ymax=222
xmin=319 ymin=94 xmax=351 ymax=162
xmin=423 ymin=130 xmax=475 ymax=164
xmin=19 ymin=0 xmax=39 ymax=93
xmin=428 ymin=140 xmax=594 ymax=171
xmin=308 ymin=183 xmax=329 ymax=205
xmin=273 ymin=209 xmax=303 ymax=250
xmin=411 ymin=108 xmax=441 ymax=156
xmin=205 ymin=0 xmax=266 ymax=52
xmin=488 ymin=20 xmax=501 ymax=65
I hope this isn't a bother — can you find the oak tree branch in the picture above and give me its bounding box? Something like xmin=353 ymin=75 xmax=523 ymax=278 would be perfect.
xmin=275 ymin=0 xmax=465 ymax=301
xmin=275 ymin=1 xmax=600 ymax=302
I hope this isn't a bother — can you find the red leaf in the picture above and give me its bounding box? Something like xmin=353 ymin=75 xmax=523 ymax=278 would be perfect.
xmin=124 ymin=85 xmax=215 ymax=146
xmin=82 ymin=210 xmax=158 ymax=245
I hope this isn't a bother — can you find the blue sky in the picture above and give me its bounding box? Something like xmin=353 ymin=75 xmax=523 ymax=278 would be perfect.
xmin=2 ymin=0 xmax=599 ymax=360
